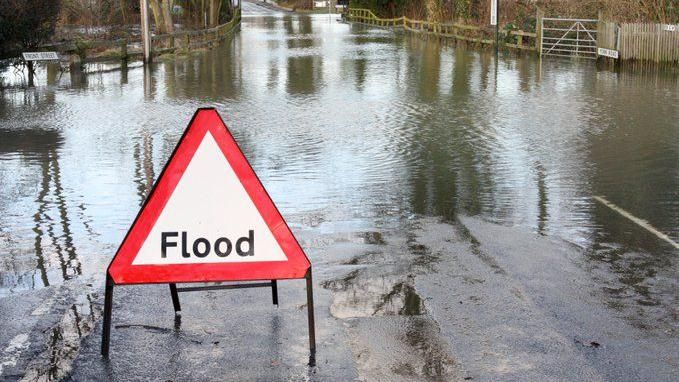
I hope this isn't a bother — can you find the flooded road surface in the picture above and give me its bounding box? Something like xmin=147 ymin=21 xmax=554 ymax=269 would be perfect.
xmin=1 ymin=2 xmax=678 ymax=381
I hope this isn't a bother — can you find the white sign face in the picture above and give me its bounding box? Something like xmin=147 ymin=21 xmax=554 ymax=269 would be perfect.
xmin=663 ymin=24 xmax=677 ymax=32
xmin=490 ymin=0 xmax=497 ymax=26
xmin=597 ymin=48 xmax=619 ymax=59
xmin=132 ymin=131 xmax=288 ymax=265
xmin=22 ymin=52 xmax=59 ymax=61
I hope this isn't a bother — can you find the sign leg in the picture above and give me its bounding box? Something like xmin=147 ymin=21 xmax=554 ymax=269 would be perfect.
xmin=305 ymin=270 xmax=316 ymax=356
xmin=101 ymin=275 xmax=114 ymax=357
xmin=271 ymin=280 xmax=278 ymax=306
xmin=169 ymin=283 xmax=181 ymax=312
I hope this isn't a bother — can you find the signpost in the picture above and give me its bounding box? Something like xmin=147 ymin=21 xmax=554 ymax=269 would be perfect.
xmin=21 ymin=52 xmax=60 ymax=86
xmin=490 ymin=0 xmax=497 ymax=26
xmin=597 ymin=47 xmax=619 ymax=59
xmin=102 ymin=108 xmax=315 ymax=358
xmin=491 ymin=0 xmax=499 ymax=54
xmin=140 ymin=0 xmax=151 ymax=63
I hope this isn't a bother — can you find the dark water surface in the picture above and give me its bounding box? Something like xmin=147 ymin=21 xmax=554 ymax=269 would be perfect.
xmin=0 ymin=5 xmax=677 ymax=319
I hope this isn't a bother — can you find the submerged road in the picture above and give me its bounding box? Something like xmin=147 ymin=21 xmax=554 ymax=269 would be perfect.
xmin=0 ymin=1 xmax=677 ymax=381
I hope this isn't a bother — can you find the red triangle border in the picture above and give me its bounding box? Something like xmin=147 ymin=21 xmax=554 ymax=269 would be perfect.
xmin=107 ymin=108 xmax=311 ymax=285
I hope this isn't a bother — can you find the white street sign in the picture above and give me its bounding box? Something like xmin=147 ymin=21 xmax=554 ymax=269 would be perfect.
xmin=597 ymin=48 xmax=619 ymax=59
xmin=490 ymin=0 xmax=497 ymax=26
xmin=21 ymin=52 xmax=59 ymax=61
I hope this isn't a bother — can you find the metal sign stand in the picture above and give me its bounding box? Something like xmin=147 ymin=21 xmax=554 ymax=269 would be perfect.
xmin=100 ymin=109 xmax=315 ymax=363
xmin=101 ymin=269 xmax=316 ymax=357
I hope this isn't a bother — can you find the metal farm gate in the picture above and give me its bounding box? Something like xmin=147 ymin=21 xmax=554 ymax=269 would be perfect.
xmin=541 ymin=18 xmax=598 ymax=59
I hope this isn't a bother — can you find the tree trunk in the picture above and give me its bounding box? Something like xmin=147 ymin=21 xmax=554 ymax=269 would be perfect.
xmin=161 ymin=0 xmax=174 ymax=33
xmin=149 ymin=0 xmax=165 ymax=33
xmin=209 ymin=0 xmax=218 ymax=27
xmin=120 ymin=0 xmax=128 ymax=24
xmin=216 ymin=0 xmax=224 ymax=25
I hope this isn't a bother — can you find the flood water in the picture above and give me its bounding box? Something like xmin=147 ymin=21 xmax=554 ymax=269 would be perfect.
xmin=1 ymin=3 xmax=677 ymax=321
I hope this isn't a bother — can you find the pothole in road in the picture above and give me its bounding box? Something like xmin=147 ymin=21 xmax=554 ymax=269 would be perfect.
xmin=323 ymin=230 xmax=435 ymax=319
xmin=359 ymin=231 xmax=387 ymax=245
xmin=322 ymin=271 xmax=425 ymax=318
xmin=347 ymin=316 xmax=462 ymax=381
xmin=321 ymin=224 xmax=465 ymax=380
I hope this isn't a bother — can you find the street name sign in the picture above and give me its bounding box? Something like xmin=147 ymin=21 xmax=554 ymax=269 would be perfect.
xmin=102 ymin=108 xmax=315 ymax=359
xmin=21 ymin=52 xmax=59 ymax=61
xmin=597 ymin=48 xmax=619 ymax=59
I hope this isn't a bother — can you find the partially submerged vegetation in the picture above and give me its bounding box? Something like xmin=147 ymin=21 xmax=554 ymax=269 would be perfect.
xmin=0 ymin=0 xmax=239 ymax=60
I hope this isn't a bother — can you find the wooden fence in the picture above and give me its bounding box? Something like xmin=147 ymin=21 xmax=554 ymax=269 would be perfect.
xmin=349 ymin=8 xmax=679 ymax=64
xmin=347 ymin=8 xmax=537 ymax=52
xmin=598 ymin=21 xmax=679 ymax=63
xmin=618 ymin=23 xmax=679 ymax=62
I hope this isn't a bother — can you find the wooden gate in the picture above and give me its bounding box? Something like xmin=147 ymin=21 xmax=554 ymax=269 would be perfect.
xmin=541 ymin=18 xmax=598 ymax=59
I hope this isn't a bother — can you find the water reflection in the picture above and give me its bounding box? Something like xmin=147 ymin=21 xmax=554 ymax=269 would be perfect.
xmin=133 ymin=132 xmax=155 ymax=203
xmin=0 ymin=12 xmax=677 ymax=314
xmin=33 ymin=144 xmax=81 ymax=283
xmin=0 ymin=128 xmax=81 ymax=292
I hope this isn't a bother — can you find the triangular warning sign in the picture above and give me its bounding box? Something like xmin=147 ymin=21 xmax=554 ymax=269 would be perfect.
xmin=108 ymin=108 xmax=310 ymax=284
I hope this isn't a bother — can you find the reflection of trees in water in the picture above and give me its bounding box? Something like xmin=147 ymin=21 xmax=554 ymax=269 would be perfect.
xmin=32 ymin=147 xmax=81 ymax=286
xmin=285 ymin=16 xmax=323 ymax=95
xmin=352 ymin=56 xmax=367 ymax=91
xmin=0 ymin=128 xmax=81 ymax=290
xmin=536 ymin=163 xmax=548 ymax=235
xmin=286 ymin=55 xmax=323 ymax=95
xmin=154 ymin=34 xmax=243 ymax=101
xmin=397 ymin=38 xmax=552 ymax=225
xmin=398 ymin=39 xmax=493 ymax=220
xmin=133 ymin=132 xmax=155 ymax=204
xmin=414 ymin=37 xmax=440 ymax=102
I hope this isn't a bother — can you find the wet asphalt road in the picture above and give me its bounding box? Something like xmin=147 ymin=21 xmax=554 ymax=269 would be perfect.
xmin=1 ymin=1 xmax=678 ymax=381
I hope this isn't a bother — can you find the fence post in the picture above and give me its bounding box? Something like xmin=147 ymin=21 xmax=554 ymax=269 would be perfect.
xmin=140 ymin=0 xmax=151 ymax=63
xmin=120 ymin=39 xmax=128 ymax=62
xmin=655 ymin=24 xmax=660 ymax=63
xmin=536 ymin=8 xmax=544 ymax=56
